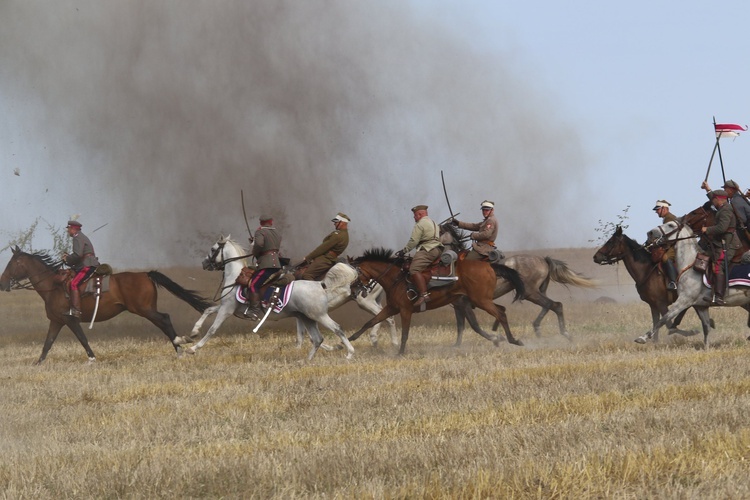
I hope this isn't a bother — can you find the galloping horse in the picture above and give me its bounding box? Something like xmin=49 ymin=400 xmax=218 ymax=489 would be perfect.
xmin=441 ymin=223 xmax=597 ymax=342
xmin=683 ymin=201 xmax=750 ymax=260
xmin=593 ymin=225 xmax=707 ymax=340
xmin=348 ymin=248 xmax=525 ymax=354
xmin=635 ymin=221 xmax=750 ymax=347
xmin=186 ymin=236 xmax=356 ymax=360
xmin=0 ymin=246 xmax=211 ymax=364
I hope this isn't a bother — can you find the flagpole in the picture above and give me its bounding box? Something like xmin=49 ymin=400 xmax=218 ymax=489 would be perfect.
xmin=704 ymin=116 xmax=721 ymax=183
xmin=715 ymin=119 xmax=728 ymax=186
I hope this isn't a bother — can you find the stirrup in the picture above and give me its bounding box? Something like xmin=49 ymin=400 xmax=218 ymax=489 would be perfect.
xmin=667 ymin=281 xmax=677 ymax=291
xmin=66 ymin=308 xmax=81 ymax=318
xmin=243 ymin=306 xmax=262 ymax=320
xmin=413 ymin=293 xmax=430 ymax=307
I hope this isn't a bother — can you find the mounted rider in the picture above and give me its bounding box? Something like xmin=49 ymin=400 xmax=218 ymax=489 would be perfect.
xmin=396 ymin=205 xmax=443 ymax=307
xmin=652 ymin=200 xmax=678 ymax=290
xmin=245 ymin=214 xmax=282 ymax=319
xmin=63 ymin=219 xmax=100 ymax=318
xmin=300 ymin=212 xmax=350 ymax=280
xmin=451 ymin=200 xmax=499 ymax=261
xmin=703 ymin=179 xmax=750 ymax=233
xmin=700 ymin=189 xmax=740 ymax=305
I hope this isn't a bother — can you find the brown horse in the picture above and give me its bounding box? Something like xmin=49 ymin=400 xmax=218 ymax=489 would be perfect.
xmin=592 ymin=226 xmax=708 ymax=340
xmin=0 ymin=246 xmax=211 ymax=364
xmin=347 ymin=248 xmax=525 ymax=354
xmin=683 ymin=201 xmax=750 ymax=260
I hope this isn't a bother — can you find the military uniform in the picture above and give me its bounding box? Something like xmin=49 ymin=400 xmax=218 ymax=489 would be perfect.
xmin=64 ymin=220 xmax=100 ymax=317
xmin=704 ymin=194 xmax=740 ymax=303
xmin=249 ymin=219 xmax=282 ymax=293
xmin=457 ymin=213 xmax=498 ymax=260
xmin=403 ymin=214 xmax=443 ymax=274
xmin=302 ymin=228 xmax=349 ymax=280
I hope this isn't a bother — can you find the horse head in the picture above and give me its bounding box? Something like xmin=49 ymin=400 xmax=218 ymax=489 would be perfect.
xmin=593 ymin=225 xmax=626 ymax=265
xmin=0 ymin=249 xmax=60 ymax=291
xmin=683 ymin=202 xmax=715 ymax=234
xmin=646 ymin=220 xmax=683 ymax=247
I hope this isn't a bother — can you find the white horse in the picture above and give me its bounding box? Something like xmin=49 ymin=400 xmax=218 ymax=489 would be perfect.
xmin=185 ymin=236 xmax=395 ymax=356
xmin=635 ymin=220 xmax=750 ymax=347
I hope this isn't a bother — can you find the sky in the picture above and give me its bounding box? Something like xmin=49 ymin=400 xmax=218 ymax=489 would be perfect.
xmin=2 ymin=1 xmax=749 ymax=268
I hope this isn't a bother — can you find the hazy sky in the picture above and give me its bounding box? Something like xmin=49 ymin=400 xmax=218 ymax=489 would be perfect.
xmin=2 ymin=1 xmax=749 ymax=267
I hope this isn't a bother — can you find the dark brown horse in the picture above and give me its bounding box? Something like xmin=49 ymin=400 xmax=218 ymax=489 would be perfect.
xmin=683 ymin=201 xmax=750 ymax=261
xmin=592 ymin=226 xmax=708 ymax=340
xmin=0 ymin=246 xmax=211 ymax=364
xmin=347 ymin=248 xmax=525 ymax=354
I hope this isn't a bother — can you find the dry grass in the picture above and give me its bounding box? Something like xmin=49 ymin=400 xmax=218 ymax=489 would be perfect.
xmin=1 ymin=259 xmax=750 ymax=498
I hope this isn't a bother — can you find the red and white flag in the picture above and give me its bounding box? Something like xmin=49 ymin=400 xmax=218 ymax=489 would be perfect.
xmin=715 ymin=123 xmax=748 ymax=138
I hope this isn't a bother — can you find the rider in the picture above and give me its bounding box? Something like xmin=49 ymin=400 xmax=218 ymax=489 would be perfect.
xmin=652 ymin=200 xmax=678 ymax=290
xmin=701 ymin=189 xmax=740 ymax=305
xmin=300 ymin=212 xmax=350 ymax=280
xmin=62 ymin=219 xmax=100 ymax=318
xmin=702 ymin=179 xmax=750 ymax=228
xmin=246 ymin=214 xmax=282 ymax=319
xmin=451 ymin=200 xmax=499 ymax=261
xmin=396 ymin=205 xmax=443 ymax=307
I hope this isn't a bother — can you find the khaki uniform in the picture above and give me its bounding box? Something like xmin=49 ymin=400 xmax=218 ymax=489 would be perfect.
xmin=403 ymin=216 xmax=443 ymax=274
xmin=252 ymin=226 xmax=282 ymax=269
xmin=457 ymin=214 xmax=498 ymax=260
xmin=65 ymin=231 xmax=100 ymax=271
xmin=302 ymin=228 xmax=349 ymax=280
xmin=660 ymin=212 xmax=678 ymax=262
xmin=705 ymin=202 xmax=740 ymax=266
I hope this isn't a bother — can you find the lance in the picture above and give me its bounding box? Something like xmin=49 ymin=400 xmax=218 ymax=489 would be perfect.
xmin=705 ymin=117 xmax=722 ymax=183
xmin=241 ymin=190 xmax=253 ymax=244
xmin=441 ymin=170 xmax=455 ymax=220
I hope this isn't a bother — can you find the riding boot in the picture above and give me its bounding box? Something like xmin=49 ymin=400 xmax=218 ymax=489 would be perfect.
xmin=67 ymin=286 xmax=82 ymax=318
xmin=664 ymin=259 xmax=678 ymax=291
xmin=244 ymin=292 xmax=263 ymax=319
xmin=411 ymin=272 xmax=430 ymax=307
xmin=713 ymin=273 xmax=727 ymax=305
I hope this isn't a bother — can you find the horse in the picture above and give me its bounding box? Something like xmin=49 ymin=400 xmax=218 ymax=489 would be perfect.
xmin=593 ymin=225 xmax=709 ymax=340
xmin=0 ymin=246 xmax=211 ymax=364
xmin=347 ymin=247 xmax=526 ymax=354
xmin=440 ymin=223 xmax=597 ymax=343
xmin=186 ymin=236 xmax=356 ymax=360
xmin=683 ymin=201 xmax=750 ymax=260
xmin=634 ymin=220 xmax=750 ymax=347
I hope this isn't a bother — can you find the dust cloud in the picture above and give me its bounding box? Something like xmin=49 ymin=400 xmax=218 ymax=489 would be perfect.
xmin=0 ymin=1 xmax=591 ymax=268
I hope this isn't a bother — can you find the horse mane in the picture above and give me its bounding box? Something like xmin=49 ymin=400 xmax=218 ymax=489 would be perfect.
xmin=23 ymin=250 xmax=64 ymax=271
xmin=223 ymin=237 xmax=248 ymax=255
xmin=622 ymin=233 xmax=652 ymax=264
xmin=353 ymin=247 xmax=396 ymax=263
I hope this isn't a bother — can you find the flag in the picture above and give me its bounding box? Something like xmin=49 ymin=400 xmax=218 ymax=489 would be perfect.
xmin=715 ymin=123 xmax=748 ymax=138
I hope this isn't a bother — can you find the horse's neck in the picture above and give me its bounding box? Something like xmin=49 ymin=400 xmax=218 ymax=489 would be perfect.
xmin=617 ymin=241 xmax=653 ymax=283
xmin=26 ymin=259 xmax=60 ymax=298
xmin=222 ymin=242 xmax=247 ymax=284
xmin=674 ymin=230 xmax=698 ymax=270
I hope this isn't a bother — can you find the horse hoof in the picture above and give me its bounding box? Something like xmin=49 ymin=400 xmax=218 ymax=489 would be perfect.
xmin=634 ymin=336 xmax=647 ymax=344
xmin=510 ymin=339 xmax=524 ymax=347
xmin=87 ymin=357 xmax=96 ymax=364
xmin=173 ymin=336 xmax=189 ymax=346
xmin=186 ymin=347 xmax=197 ymax=355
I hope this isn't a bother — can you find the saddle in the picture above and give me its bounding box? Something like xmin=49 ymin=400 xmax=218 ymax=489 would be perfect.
xmin=59 ymin=264 xmax=113 ymax=295
xmin=402 ymin=250 xmax=460 ymax=292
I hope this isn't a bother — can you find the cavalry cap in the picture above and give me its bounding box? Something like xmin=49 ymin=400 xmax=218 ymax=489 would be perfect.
xmin=652 ymin=200 xmax=671 ymax=210
xmin=722 ymin=179 xmax=741 ymax=190
xmin=411 ymin=205 xmax=428 ymax=213
xmin=331 ymin=212 xmax=351 ymax=223
xmin=481 ymin=200 xmax=495 ymax=209
xmin=712 ymin=189 xmax=729 ymax=198
xmin=259 ymin=214 xmax=273 ymax=222
xmin=66 ymin=220 xmax=82 ymax=228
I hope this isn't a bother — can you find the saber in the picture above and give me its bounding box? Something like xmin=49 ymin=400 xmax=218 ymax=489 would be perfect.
xmin=252 ymin=295 xmax=276 ymax=333
xmin=88 ymin=283 xmax=101 ymax=329
xmin=241 ymin=190 xmax=253 ymax=243
xmin=91 ymin=223 xmax=108 ymax=233
xmin=441 ymin=170 xmax=456 ymax=220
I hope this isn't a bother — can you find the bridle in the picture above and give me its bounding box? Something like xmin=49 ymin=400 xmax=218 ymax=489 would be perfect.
xmin=204 ymin=240 xmax=253 ymax=301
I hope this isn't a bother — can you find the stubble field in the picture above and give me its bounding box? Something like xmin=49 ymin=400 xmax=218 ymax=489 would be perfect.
xmin=1 ymin=248 xmax=749 ymax=499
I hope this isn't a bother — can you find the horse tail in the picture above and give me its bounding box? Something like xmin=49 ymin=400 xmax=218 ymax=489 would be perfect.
xmin=147 ymin=271 xmax=212 ymax=313
xmin=545 ymin=257 xmax=598 ymax=288
xmin=490 ymin=263 xmax=526 ymax=302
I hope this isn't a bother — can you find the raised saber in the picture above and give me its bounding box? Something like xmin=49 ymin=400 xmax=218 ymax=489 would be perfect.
xmin=441 ymin=170 xmax=456 ymax=220
xmin=241 ymin=190 xmax=253 ymax=244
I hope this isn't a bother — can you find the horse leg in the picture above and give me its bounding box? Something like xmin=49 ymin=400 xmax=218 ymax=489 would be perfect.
xmin=295 ymin=318 xmax=306 ymax=348
xmin=316 ymin=314 xmax=355 ymax=360
xmin=298 ymin=316 xmax=324 ymax=361
xmin=348 ymin=304 xmax=399 ymax=343
xmin=525 ymin=291 xmax=569 ymax=341
xmin=488 ymin=302 xmax=523 ymax=346
xmin=455 ymin=296 xmax=497 ymax=345
xmin=138 ymin=309 xmax=183 ymax=356
xmin=694 ymin=306 xmax=712 ymax=348
xmin=398 ymin=310 xmax=413 ymax=355
xmin=34 ymin=320 xmax=81 ymax=365
xmin=666 ymin=308 xmax=700 ymax=337
xmin=189 ymin=304 xmax=219 ymax=341
xmin=353 ymin=292 xmax=384 ymax=347
xmin=187 ymin=304 xmax=236 ymax=354
xmin=636 ymin=297 xmax=693 ymax=343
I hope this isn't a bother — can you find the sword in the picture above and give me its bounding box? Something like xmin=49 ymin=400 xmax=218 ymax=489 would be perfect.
xmin=88 ymin=280 xmax=101 ymax=329
xmin=241 ymin=190 xmax=254 ymax=244
xmin=441 ymin=170 xmax=456 ymax=220
xmin=252 ymin=287 xmax=279 ymax=333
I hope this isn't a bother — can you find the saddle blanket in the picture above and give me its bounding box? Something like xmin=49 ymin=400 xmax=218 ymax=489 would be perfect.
xmin=701 ymin=263 xmax=750 ymax=289
xmin=236 ymin=282 xmax=295 ymax=313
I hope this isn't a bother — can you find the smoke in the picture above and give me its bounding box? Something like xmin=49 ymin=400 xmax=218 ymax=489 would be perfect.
xmin=0 ymin=1 xmax=591 ymax=268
